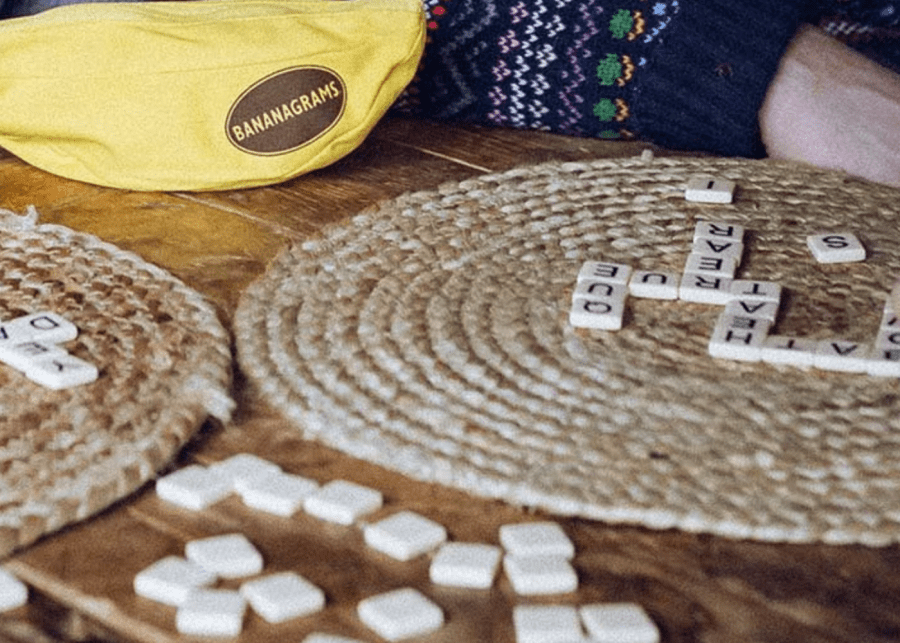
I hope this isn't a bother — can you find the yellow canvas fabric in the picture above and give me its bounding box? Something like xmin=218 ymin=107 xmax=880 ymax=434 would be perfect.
xmin=0 ymin=0 xmax=425 ymax=191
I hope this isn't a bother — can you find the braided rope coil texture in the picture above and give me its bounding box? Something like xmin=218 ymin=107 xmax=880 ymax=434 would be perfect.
xmin=235 ymin=156 xmax=900 ymax=545
xmin=0 ymin=207 xmax=234 ymax=557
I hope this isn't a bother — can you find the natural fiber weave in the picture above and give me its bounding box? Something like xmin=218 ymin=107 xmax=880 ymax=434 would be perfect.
xmin=235 ymin=156 xmax=900 ymax=546
xmin=0 ymin=207 xmax=233 ymax=557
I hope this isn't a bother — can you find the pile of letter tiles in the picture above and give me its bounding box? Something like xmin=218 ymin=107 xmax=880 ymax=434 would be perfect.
xmin=141 ymin=452 xmax=660 ymax=642
xmin=570 ymin=175 xmax=899 ymax=377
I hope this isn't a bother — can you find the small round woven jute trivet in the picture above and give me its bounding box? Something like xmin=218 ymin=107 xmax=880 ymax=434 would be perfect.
xmin=0 ymin=207 xmax=233 ymax=557
xmin=235 ymin=155 xmax=900 ymax=546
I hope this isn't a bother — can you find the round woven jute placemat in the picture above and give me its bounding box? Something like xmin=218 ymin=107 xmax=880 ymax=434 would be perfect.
xmin=0 ymin=207 xmax=233 ymax=557
xmin=235 ymin=155 xmax=900 ymax=546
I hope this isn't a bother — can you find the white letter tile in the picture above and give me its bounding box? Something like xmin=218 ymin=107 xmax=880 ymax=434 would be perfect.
xmin=867 ymin=348 xmax=900 ymax=377
xmin=683 ymin=253 xmax=737 ymax=278
xmin=134 ymin=556 xmax=217 ymax=607
xmin=363 ymin=511 xmax=447 ymax=561
xmin=303 ymin=635 xmax=366 ymax=643
xmin=569 ymin=296 xmax=625 ymax=331
xmin=237 ymin=471 xmax=319 ymax=518
xmin=211 ymin=453 xmax=282 ymax=491
xmin=503 ymin=555 xmax=578 ymax=595
xmin=576 ymin=261 xmax=632 ymax=285
xmin=628 ymin=271 xmax=680 ymax=300
xmin=429 ymin=542 xmax=502 ymax=589
xmin=155 ymin=465 xmax=232 ymax=511
xmin=807 ymin=232 xmax=866 ymax=263
xmin=185 ymin=533 xmax=264 ymax=579
xmin=579 ymin=603 xmax=660 ymax=643
xmin=724 ymin=299 xmax=779 ymax=323
xmin=0 ymin=312 xmax=78 ymax=346
xmin=708 ymin=315 xmax=771 ymax=362
xmin=760 ymin=336 xmax=817 ymax=368
xmin=679 ymin=274 xmax=732 ymax=305
xmin=513 ymin=604 xmax=584 ymax=643
xmin=0 ymin=568 xmax=28 ymax=613
xmin=23 ymin=354 xmax=98 ymax=390
xmin=303 ymin=480 xmax=383 ymax=526
xmin=357 ymin=588 xmax=444 ymax=642
xmin=729 ymin=280 xmax=781 ymax=303
xmin=691 ymin=238 xmax=744 ymax=267
xmin=814 ymin=340 xmax=871 ymax=373
xmin=241 ymin=572 xmax=325 ymax=624
xmin=572 ymin=280 xmax=627 ymax=302
xmin=499 ymin=522 xmax=575 ymax=559
xmin=175 ymin=589 xmax=246 ymax=638
xmin=693 ymin=221 xmax=743 ymax=242
xmin=0 ymin=340 xmax=67 ymax=373
xmin=685 ymin=177 xmax=736 ymax=204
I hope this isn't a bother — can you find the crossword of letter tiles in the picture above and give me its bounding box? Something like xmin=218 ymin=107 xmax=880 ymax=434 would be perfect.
xmin=176 ymin=589 xmax=246 ymax=638
xmin=363 ymin=510 xmax=448 ymax=561
xmin=241 ymin=572 xmax=325 ymax=623
xmin=185 ymin=533 xmax=264 ymax=579
xmin=685 ymin=176 xmax=736 ymax=203
xmin=579 ymin=603 xmax=660 ymax=643
xmin=512 ymin=604 xmax=584 ymax=643
xmin=807 ymin=232 xmax=866 ymax=263
xmin=357 ymin=588 xmax=444 ymax=642
xmin=133 ymin=556 xmax=217 ymax=606
xmin=429 ymin=542 xmax=502 ymax=589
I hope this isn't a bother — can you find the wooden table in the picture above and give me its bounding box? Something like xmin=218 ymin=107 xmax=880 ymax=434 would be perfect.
xmin=0 ymin=117 xmax=898 ymax=643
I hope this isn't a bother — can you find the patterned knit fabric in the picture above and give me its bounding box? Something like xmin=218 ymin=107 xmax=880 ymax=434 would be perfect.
xmin=808 ymin=1 xmax=900 ymax=73
xmin=398 ymin=0 xmax=898 ymax=157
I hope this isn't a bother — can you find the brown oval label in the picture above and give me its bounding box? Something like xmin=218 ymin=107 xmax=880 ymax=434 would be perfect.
xmin=226 ymin=66 xmax=346 ymax=155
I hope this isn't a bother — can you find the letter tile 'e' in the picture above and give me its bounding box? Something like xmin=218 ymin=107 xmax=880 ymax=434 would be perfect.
xmin=806 ymin=233 xmax=866 ymax=263
xmin=685 ymin=176 xmax=736 ymax=204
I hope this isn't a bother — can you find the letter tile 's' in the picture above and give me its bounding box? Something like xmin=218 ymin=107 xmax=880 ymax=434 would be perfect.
xmin=806 ymin=232 xmax=866 ymax=263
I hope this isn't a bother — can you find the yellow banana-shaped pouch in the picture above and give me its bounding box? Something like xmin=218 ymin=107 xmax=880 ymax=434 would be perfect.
xmin=0 ymin=0 xmax=425 ymax=190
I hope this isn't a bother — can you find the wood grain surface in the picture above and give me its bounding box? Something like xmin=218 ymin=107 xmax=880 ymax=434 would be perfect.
xmin=1 ymin=117 xmax=898 ymax=643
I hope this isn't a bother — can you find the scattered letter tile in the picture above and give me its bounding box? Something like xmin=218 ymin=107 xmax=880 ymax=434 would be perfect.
xmin=429 ymin=542 xmax=502 ymax=589
xmin=0 ymin=568 xmax=28 ymax=613
xmin=303 ymin=480 xmax=383 ymax=526
xmin=176 ymin=589 xmax=246 ymax=638
xmin=579 ymin=603 xmax=660 ymax=643
xmin=185 ymin=533 xmax=264 ymax=579
xmin=134 ymin=556 xmax=217 ymax=606
xmin=576 ymin=261 xmax=632 ymax=285
xmin=211 ymin=453 xmax=282 ymax=491
xmin=807 ymin=232 xmax=866 ymax=263
xmin=0 ymin=340 xmax=67 ymax=373
xmin=628 ymin=271 xmax=680 ymax=300
xmin=241 ymin=572 xmax=325 ymax=624
xmin=685 ymin=177 xmax=736 ymax=204
xmin=363 ymin=510 xmax=448 ymax=561
xmin=237 ymin=471 xmax=319 ymax=518
xmin=499 ymin=522 xmax=575 ymax=559
xmin=155 ymin=465 xmax=232 ymax=511
xmin=503 ymin=555 xmax=578 ymax=595
xmin=357 ymin=588 xmax=444 ymax=642
xmin=513 ymin=604 xmax=584 ymax=643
